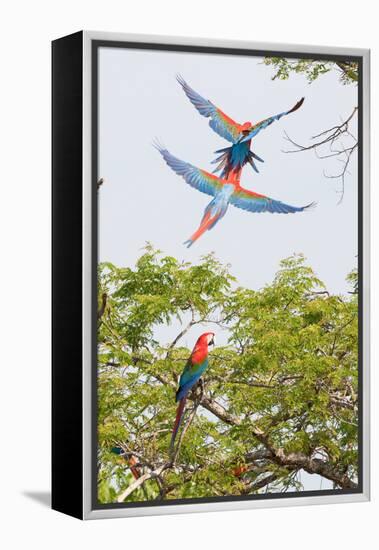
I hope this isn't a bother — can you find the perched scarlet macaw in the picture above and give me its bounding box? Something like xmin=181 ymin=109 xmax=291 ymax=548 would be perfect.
xmin=170 ymin=332 xmax=215 ymax=452
xmin=156 ymin=144 xmax=315 ymax=247
xmin=177 ymin=75 xmax=304 ymax=179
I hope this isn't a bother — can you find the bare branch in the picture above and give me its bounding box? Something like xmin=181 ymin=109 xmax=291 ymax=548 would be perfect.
xmin=166 ymin=314 xmax=196 ymax=358
xmin=117 ymin=464 xmax=167 ymax=503
xmin=282 ymin=107 xmax=358 ymax=202
xmin=242 ymin=473 xmax=280 ymax=494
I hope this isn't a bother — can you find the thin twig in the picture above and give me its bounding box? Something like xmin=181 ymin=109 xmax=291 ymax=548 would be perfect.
xmin=282 ymin=107 xmax=358 ymax=202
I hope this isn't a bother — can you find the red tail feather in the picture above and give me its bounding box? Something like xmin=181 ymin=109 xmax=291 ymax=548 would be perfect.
xmin=184 ymin=212 xmax=218 ymax=247
xmin=170 ymin=397 xmax=187 ymax=451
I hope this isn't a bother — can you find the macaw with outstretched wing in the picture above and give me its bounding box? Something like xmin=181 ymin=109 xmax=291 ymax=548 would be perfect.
xmin=170 ymin=332 xmax=215 ymax=453
xmin=177 ymin=75 xmax=304 ymax=179
xmin=156 ymin=144 xmax=315 ymax=247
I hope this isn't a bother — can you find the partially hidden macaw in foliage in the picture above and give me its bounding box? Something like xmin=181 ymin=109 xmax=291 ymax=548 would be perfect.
xmin=156 ymin=144 xmax=315 ymax=247
xmin=170 ymin=332 xmax=215 ymax=453
xmin=177 ymin=75 xmax=304 ymax=179
xmin=111 ymin=447 xmax=140 ymax=480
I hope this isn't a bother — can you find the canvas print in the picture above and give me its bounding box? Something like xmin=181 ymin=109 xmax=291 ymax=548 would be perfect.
xmin=95 ymin=45 xmax=360 ymax=506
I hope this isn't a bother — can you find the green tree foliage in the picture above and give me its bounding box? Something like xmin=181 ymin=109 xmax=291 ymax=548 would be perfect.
xmin=263 ymin=57 xmax=358 ymax=85
xmin=97 ymin=247 xmax=358 ymax=503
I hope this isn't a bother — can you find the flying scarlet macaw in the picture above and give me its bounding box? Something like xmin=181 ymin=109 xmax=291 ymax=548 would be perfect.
xmin=156 ymin=144 xmax=315 ymax=247
xmin=177 ymin=75 xmax=304 ymax=179
xmin=170 ymin=332 xmax=215 ymax=452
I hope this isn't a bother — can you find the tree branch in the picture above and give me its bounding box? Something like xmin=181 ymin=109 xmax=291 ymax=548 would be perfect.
xmin=117 ymin=464 xmax=168 ymax=503
xmin=166 ymin=315 xmax=196 ymax=358
xmin=282 ymin=107 xmax=358 ymax=202
xmin=272 ymin=450 xmax=357 ymax=489
xmin=241 ymin=472 xmax=280 ymax=494
xmin=150 ymin=360 xmax=358 ymax=489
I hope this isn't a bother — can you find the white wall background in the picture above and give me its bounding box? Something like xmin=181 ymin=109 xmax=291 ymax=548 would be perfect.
xmin=0 ymin=1 xmax=376 ymax=548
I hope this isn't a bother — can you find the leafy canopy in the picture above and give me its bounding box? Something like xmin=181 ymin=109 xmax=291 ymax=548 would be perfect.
xmin=263 ymin=57 xmax=358 ymax=85
xmin=97 ymin=247 xmax=358 ymax=503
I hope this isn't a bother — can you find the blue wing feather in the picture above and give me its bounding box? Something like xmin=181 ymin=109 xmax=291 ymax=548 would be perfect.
xmin=177 ymin=75 xmax=241 ymax=143
xmin=240 ymin=98 xmax=305 ymax=143
xmin=176 ymin=75 xmax=215 ymax=118
xmin=176 ymin=358 xmax=208 ymax=401
xmin=230 ymin=187 xmax=315 ymax=214
xmin=155 ymin=143 xmax=223 ymax=197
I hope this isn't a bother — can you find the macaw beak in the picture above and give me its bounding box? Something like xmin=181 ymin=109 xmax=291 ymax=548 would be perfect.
xmin=209 ymin=336 xmax=215 ymax=347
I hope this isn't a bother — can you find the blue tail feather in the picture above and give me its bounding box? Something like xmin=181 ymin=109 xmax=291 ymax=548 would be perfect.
xmin=183 ymin=239 xmax=193 ymax=248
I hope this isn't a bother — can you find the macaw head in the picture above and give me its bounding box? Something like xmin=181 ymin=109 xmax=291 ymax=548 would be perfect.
xmin=240 ymin=121 xmax=253 ymax=133
xmin=196 ymin=332 xmax=215 ymax=348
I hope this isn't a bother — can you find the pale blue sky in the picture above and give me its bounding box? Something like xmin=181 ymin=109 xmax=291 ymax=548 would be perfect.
xmin=98 ymin=47 xmax=358 ymax=297
xmin=97 ymin=46 xmax=358 ymax=492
